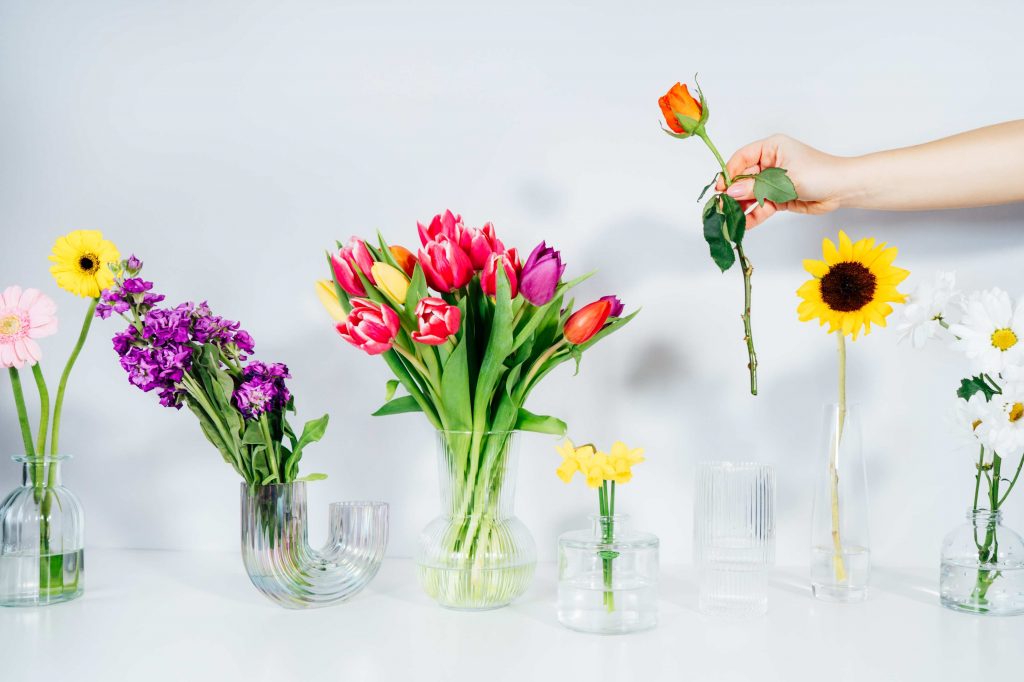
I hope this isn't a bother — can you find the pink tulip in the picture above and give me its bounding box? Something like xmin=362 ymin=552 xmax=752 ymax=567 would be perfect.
xmin=417 ymin=210 xmax=466 ymax=246
xmin=336 ymin=298 xmax=400 ymax=355
xmin=331 ymin=238 xmax=377 ymax=297
xmin=460 ymin=222 xmax=507 ymax=271
xmin=418 ymin=235 xmax=474 ymax=293
xmin=411 ymin=297 xmax=461 ymax=345
xmin=481 ymin=249 xmax=521 ymax=299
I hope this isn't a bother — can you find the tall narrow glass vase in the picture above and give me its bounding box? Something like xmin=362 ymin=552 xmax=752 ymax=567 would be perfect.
xmin=0 ymin=455 xmax=84 ymax=607
xmin=416 ymin=430 xmax=536 ymax=610
xmin=810 ymin=404 xmax=870 ymax=602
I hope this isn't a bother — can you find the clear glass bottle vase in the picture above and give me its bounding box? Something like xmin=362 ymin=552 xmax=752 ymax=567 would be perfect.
xmin=240 ymin=481 xmax=389 ymax=609
xmin=0 ymin=455 xmax=84 ymax=607
xmin=415 ymin=430 xmax=536 ymax=610
xmin=940 ymin=509 xmax=1024 ymax=616
xmin=557 ymin=514 xmax=659 ymax=634
xmin=810 ymin=403 xmax=870 ymax=602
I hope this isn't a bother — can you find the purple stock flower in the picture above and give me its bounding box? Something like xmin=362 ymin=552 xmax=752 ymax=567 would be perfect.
xmin=126 ymin=255 xmax=143 ymax=272
xmin=519 ymin=241 xmax=565 ymax=306
xmin=233 ymin=361 xmax=291 ymax=420
xmin=122 ymin=278 xmax=154 ymax=294
xmin=599 ymin=295 xmax=624 ymax=318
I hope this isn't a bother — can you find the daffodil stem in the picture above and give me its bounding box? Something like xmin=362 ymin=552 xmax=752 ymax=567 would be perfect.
xmin=736 ymin=243 xmax=758 ymax=396
xmin=8 ymin=368 xmax=36 ymax=458
xmin=830 ymin=333 xmax=848 ymax=583
xmin=50 ymin=298 xmax=98 ymax=456
xmin=598 ymin=481 xmax=616 ymax=612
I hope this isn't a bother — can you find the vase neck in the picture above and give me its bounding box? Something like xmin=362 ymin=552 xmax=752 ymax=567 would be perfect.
xmin=435 ymin=431 xmax=519 ymax=519
xmin=968 ymin=509 xmax=1002 ymax=525
xmin=590 ymin=514 xmax=630 ymax=539
xmin=18 ymin=460 xmax=63 ymax=487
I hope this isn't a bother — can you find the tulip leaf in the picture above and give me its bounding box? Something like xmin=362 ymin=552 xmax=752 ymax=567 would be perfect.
xmin=702 ymin=196 xmax=735 ymax=272
xmin=441 ymin=338 xmax=472 ymax=432
xmin=372 ymin=395 xmax=424 ymax=417
xmin=406 ymin=264 xmax=428 ymax=313
xmin=751 ymin=167 xmax=798 ymax=207
xmin=720 ymin=194 xmax=747 ymax=245
xmin=384 ymin=379 xmax=400 ymax=402
xmin=516 ymin=408 xmax=567 ymax=436
xmin=472 ymin=267 xmax=514 ymax=433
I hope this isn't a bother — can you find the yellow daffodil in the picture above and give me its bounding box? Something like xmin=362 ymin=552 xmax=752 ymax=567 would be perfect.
xmin=607 ymin=441 xmax=645 ymax=484
xmin=556 ymin=439 xmax=596 ymax=483
xmin=49 ymin=230 xmax=120 ymax=298
xmin=581 ymin=452 xmax=615 ymax=488
xmin=315 ymin=280 xmax=347 ymax=323
xmin=371 ymin=262 xmax=410 ymax=305
xmin=797 ymin=230 xmax=909 ymax=340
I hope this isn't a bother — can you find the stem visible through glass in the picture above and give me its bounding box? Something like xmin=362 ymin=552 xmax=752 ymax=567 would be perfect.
xmin=829 ymin=333 xmax=848 ymax=582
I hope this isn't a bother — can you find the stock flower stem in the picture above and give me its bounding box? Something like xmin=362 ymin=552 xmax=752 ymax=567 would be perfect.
xmin=50 ymin=298 xmax=98 ymax=456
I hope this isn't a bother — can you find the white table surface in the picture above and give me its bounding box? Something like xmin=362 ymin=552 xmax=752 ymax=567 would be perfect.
xmin=0 ymin=549 xmax=1021 ymax=681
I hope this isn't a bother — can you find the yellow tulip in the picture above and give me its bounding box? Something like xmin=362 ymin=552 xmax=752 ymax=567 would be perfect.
xmin=371 ymin=262 xmax=410 ymax=305
xmin=315 ymin=280 xmax=347 ymax=323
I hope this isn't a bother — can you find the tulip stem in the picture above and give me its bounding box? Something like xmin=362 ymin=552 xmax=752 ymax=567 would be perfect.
xmin=736 ymin=243 xmax=758 ymax=396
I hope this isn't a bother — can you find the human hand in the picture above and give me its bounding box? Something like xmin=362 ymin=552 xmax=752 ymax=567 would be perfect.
xmin=715 ymin=135 xmax=849 ymax=228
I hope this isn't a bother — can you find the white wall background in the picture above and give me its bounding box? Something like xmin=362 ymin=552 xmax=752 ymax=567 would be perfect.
xmin=2 ymin=0 xmax=1023 ymax=567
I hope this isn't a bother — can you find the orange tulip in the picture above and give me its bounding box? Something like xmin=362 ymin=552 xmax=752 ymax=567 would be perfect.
xmin=659 ymin=82 xmax=702 ymax=135
xmin=564 ymin=299 xmax=613 ymax=345
xmin=390 ymin=245 xmax=418 ymax=277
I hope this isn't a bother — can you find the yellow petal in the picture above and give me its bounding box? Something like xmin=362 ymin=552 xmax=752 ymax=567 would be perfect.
xmin=315 ymin=280 xmax=347 ymax=323
xmin=803 ymin=259 xmax=829 ymax=278
xmin=371 ymin=262 xmax=410 ymax=305
xmin=838 ymin=230 xmax=854 ymax=259
xmin=822 ymin=238 xmax=839 ymax=265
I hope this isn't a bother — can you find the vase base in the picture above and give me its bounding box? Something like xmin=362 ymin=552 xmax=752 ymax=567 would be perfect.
xmin=941 ymin=596 xmax=1024 ymax=616
xmin=811 ymin=583 xmax=868 ymax=603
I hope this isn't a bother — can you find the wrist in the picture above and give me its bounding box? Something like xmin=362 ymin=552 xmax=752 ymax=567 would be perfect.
xmin=831 ymin=154 xmax=874 ymax=209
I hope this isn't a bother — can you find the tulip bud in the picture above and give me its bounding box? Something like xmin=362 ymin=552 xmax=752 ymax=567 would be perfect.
xmin=658 ymin=82 xmax=704 ymax=137
xmin=411 ymin=297 xmax=461 ymax=345
xmin=315 ymin=279 xmax=347 ymax=323
xmin=564 ymin=299 xmax=612 ymax=345
xmin=389 ymin=245 xmax=418 ymax=277
xmin=418 ymin=235 xmax=474 ymax=294
xmin=599 ymin=295 xmax=624 ymax=318
xmin=336 ymin=298 xmax=400 ymax=355
xmin=331 ymin=237 xmax=376 ymax=297
xmin=370 ymin=262 xmax=410 ymax=304
xmin=481 ymin=249 xmax=521 ymax=299
xmin=417 ymin=210 xmax=466 ymax=246
xmin=460 ymin=222 xmax=506 ymax=271
xmin=519 ymin=241 xmax=565 ymax=306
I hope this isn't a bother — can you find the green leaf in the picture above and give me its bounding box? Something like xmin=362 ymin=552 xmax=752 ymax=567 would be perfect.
xmin=673 ymin=113 xmax=700 ymax=135
xmin=957 ymin=375 xmax=1002 ymax=402
xmin=295 ymin=414 xmax=329 ymax=452
xmin=372 ymin=395 xmax=424 ymax=416
xmin=296 ymin=473 xmax=328 ymax=482
xmin=472 ymin=267 xmax=514 ymax=431
xmin=515 ymin=408 xmax=567 ymax=436
xmin=702 ymin=196 xmax=735 ymax=272
xmin=441 ymin=339 xmax=472 ymax=431
xmin=696 ymin=173 xmax=720 ymax=203
xmin=384 ymin=379 xmax=400 ymax=402
xmin=720 ymin=193 xmax=747 ymax=244
xmin=242 ymin=420 xmax=265 ymax=446
xmin=752 ymin=167 xmax=798 ymax=207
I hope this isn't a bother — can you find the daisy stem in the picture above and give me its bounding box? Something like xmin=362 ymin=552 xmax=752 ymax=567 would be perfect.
xmin=8 ymin=368 xmax=36 ymax=458
xmin=830 ymin=333 xmax=848 ymax=583
xmin=50 ymin=298 xmax=98 ymax=456
xmin=997 ymin=454 xmax=1024 ymax=507
xmin=973 ymin=446 xmax=985 ymax=512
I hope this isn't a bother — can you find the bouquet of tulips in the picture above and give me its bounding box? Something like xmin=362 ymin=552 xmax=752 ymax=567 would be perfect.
xmin=323 ymin=210 xmax=636 ymax=592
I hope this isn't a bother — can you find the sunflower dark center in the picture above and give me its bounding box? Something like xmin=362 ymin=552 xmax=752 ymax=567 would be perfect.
xmin=819 ymin=261 xmax=877 ymax=312
xmin=78 ymin=253 xmax=99 ymax=274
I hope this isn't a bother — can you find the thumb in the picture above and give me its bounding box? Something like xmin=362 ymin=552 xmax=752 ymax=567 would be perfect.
xmin=725 ymin=179 xmax=755 ymax=201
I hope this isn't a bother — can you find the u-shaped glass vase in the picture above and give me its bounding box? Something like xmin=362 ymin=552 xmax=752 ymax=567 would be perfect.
xmin=240 ymin=481 xmax=389 ymax=609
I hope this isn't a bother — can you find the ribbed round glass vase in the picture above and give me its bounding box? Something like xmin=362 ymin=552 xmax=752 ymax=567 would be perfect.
xmin=415 ymin=431 xmax=536 ymax=610
xmin=940 ymin=509 xmax=1024 ymax=616
xmin=0 ymin=455 xmax=84 ymax=607
xmin=240 ymin=481 xmax=389 ymax=609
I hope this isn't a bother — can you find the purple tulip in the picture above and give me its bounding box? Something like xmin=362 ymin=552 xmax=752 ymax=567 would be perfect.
xmin=519 ymin=241 xmax=565 ymax=306
xmin=599 ymin=295 xmax=624 ymax=318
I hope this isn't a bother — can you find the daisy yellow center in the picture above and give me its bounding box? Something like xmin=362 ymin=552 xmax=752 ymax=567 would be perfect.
xmin=819 ymin=261 xmax=877 ymax=313
xmin=77 ymin=253 xmax=100 ymax=275
xmin=991 ymin=328 xmax=1018 ymax=352
xmin=0 ymin=314 xmax=21 ymax=336
xmin=1010 ymin=403 xmax=1024 ymax=423
xmin=972 ymin=419 xmax=982 ymax=431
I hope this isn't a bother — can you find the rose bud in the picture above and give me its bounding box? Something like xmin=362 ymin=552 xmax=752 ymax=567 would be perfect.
xmin=519 ymin=241 xmax=565 ymax=306
xmin=417 ymin=209 xmax=466 ymax=246
xmin=370 ymin=262 xmax=410 ymax=304
xmin=481 ymin=249 xmax=521 ymax=299
xmin=336 ymin=298 xmax=400 ymax=355
xmin=331 ymin=237 xmax=376 ymax=297
xmin=599 ymin=295 xmax=624 ymax=318
xmin=659 ymin=82 xmax=703 ymax=136
xmin=411 ymin=297 xmax=461 ymax=345
xmin=418 ymin=235 xmax=474 ymax=293
xmin=389 ymin=245 xmax=418 ymax=277
xmin=460 ymin=222 xmax=506 ymax=271
xmin=564 ymin=299 xmax=613 ymax=345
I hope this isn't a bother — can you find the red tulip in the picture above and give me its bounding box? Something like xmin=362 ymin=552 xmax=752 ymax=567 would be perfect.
xmin=418 ymin=235 xmax=474 ymax=293
xmin=331 ymin=237 xmax=376 ymax=297
xmin=564 ymin=299 xmax=612 ymax=345
xmin=460 ymin=222 xmax=506 ymax=271
xmin=336 ymin=298 xmax=400 ymax=355
xmin=481 ymin=249 xmax=521 ymax=299
xmin=411 ymin=297 xmax=461 ymax=345
xmin=417 ymin=210 xmax=466 ymax=246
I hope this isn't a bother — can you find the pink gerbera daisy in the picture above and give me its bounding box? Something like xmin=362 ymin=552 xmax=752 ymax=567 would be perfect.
xmin=0 ymin=286 xmax=58 ymax=369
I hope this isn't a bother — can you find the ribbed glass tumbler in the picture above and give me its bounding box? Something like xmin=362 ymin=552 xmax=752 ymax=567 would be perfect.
xmin=694 ymin=462 xmax=775 ymax=617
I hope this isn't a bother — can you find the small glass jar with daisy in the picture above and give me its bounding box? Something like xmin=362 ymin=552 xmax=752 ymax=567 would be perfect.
xmin=555 ymin=439 xmax=659 ymax=634
xmin=0 ymin=230 xmax=120 ymax=607
xmin=898 ymin=274 xmax=1024 ymax=615
xmin=797 ymin=230 xmax=909 ymax=602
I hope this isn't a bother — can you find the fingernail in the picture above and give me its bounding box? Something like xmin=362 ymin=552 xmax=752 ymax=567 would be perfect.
xmin=726 ymin=183 xmax=746 ymax=198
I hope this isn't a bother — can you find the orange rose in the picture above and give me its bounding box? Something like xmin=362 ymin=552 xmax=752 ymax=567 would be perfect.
xmin=659 ymin=82 xmax=702 ymax=135
xmin=389 ymin=245 xmax=418 ymax=277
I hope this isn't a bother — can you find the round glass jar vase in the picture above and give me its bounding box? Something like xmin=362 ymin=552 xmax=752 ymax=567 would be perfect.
xmin=940 ymin=509 xmax=1024 ymax=616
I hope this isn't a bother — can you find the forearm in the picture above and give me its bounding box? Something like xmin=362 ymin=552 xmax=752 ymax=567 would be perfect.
xmin=840 ymin=120 xmax=1024 ymax=210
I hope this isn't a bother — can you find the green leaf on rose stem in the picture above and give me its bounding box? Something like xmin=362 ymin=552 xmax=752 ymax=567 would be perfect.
xmin=752 ymin=167 xmax=798 ymax=207
xmin=441 ymin=338 xmax=472 ymax=432
xmin=598 ymin=550 xmax=620 ymax=561
xmin=515 ymin=408 xmax=567 ymax=436
xmin=702 ymin=196 xmax=735 ymax=272
xmin=372 ymin=395 xmax=425 ymax=416
xmin=384 ymin=379 xmax=400 ymax=402
xmin=719 ymin=193 xmax=747 ymax=245
xmin=957 ymin=375 xmax=1001 ymax=402
xmin=296 ymin=473 xmax=328 ymax=482
xmin=696 ymin=173 xmax=720 ymax=202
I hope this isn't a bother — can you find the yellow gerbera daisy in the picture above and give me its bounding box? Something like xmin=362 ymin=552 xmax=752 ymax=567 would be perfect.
xmin=797 ymin=230 xmax=909 ymax=339
xmin=49 ymin=230 xmax=120 ymax=298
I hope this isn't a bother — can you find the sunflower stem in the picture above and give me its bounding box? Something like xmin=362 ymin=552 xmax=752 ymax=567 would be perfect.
xmin=830 ymin=332 xmax=848 ymax=583
xmin=736 ymin=243 xmax=758 ymax=396
xmin=50 ymin=298 xmax=98 ymax=455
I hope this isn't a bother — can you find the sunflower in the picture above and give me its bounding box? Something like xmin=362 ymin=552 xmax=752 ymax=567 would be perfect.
xmin=49 ymin=230 xmax=120 ymax=298
xmin=797 ymin=230 xmax=909 ymax=339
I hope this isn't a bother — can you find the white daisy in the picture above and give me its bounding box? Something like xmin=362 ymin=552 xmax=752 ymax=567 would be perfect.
xmin=952 ymin=392 xmax=990 ymax=454
xmin=897 ymin=271 xmax=959 ymax=348
xmin=949 ymin=288 xmax=1024 ymax=375
xmin=975 ymin=382 xmax=1024 ymax=460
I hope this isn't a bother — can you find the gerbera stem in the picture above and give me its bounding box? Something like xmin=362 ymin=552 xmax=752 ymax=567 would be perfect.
xmin=736 ymin=243 xmax=758 ymax=396
xmin=50 ymin=298 xmax=98 ymax=456
xmin=8 ymin=368 xmax=36 ymax=458
xmin=31 ymin=364 xmax=50 ymax=458
xmin=830 ymin=333 xmax=848 ymax=583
